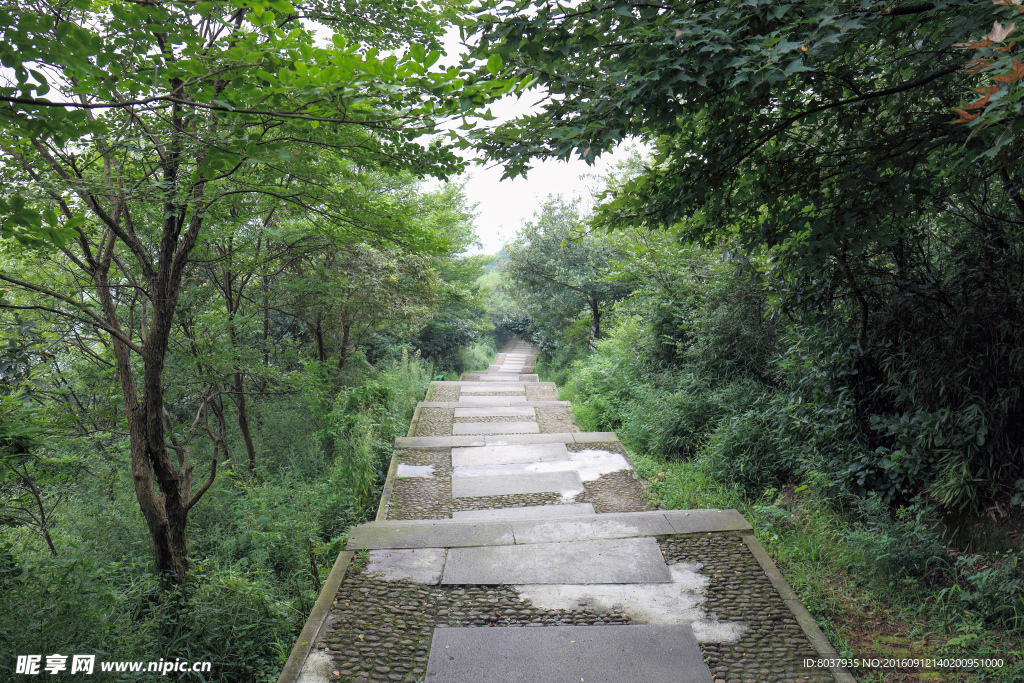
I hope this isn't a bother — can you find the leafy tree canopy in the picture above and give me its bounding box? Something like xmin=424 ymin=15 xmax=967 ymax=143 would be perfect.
xmin=467 ymin=0 xmax=1024 ymax=261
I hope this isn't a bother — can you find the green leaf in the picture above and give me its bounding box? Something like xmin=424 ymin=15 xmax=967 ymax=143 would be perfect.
xmin=784 ymin=59 xmax=813 ymax=75
xmin=486 ymin=53 xmax=503 ymax=76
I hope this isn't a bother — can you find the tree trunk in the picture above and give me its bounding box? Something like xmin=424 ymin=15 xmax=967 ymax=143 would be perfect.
xmin=17 ymin=466 xmax=58 ymax=557
xmin=588 ymin=299 xmax=601 ymax=352
xmin=234 ymin=372 xmax=257 ymax=475
xmin=338 ymin=321 xmax=351 ymax=369
xmin=315 ymin=318 xmax=326 ymax=363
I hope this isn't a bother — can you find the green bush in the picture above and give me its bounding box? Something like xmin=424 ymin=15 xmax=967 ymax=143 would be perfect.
xmin=701 ymin=398 xmax=798 ymax=492
xmin=157 ymin=568 xmax=292 ymax=683
xmin=842 ymin=498 xmax=953 ymax=589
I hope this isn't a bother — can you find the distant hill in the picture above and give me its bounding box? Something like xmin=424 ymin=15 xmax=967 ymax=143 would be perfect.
xmin=483 ymin=246 xmax=509 ymax=273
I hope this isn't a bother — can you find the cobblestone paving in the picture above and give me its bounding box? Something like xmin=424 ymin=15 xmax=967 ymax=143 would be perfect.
xmin=661 ymin=534 xmax=834 ymax=683
xmin=581 ymin=470 xmax=656 ymax=513
xmin=322 ymin=572 xmax=634 ymax=683
xmin=427 ymin=385 xmax=459 ymax=402
xmin=536 ymin=405 xmax=579 ymax=433
xmin=524 ymin=385 xmax=558 ymax=400
xmin=411 ymin=408 xmax=453 ymax=437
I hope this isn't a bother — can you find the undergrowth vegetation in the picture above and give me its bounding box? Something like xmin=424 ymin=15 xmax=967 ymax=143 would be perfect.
xmin=514 ymin=216 xmax=1024 ymax=680
xmin=0 ymin=353 xmax=431 ymax=681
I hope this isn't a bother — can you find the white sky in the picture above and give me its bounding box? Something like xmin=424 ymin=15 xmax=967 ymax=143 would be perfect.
xmin=429 ymin=28 xmax=642 ymax=255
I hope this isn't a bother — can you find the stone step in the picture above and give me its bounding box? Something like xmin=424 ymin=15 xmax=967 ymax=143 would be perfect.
xmin=461 ymin=372 xmax=540 ymax=382
xmin=451 ymin=442 xmax=569 ymax=466
xmin=452 ymin=406 xmax=536 ymax=418
xmin=346 ymin=510 xmax=751 ymax=549
xmin=453 ymin=447 xmax=630 ymax=482
xmin=442 ymin=537 xmax=672 ymax=584
xmin=452 ymin=421 xmax=540 ymax=435
xmin=395 ymin=432 xmax=618 ymax=448
xmin=451 ymin=502 xmax=595 ymax=521
xmin=459 ymin=383 xmax=527 ymax=393
xmin=456 ymin=396 xmax=530 ymax=405
xmin=453 ymin=469 xmax=584 ymax=498
xmin=425 ymin=625 xmax=713 ymax=683
xmin=431 ymin=381 xmax=556 ymax=388
xmin=417 ymin=401 xmax=569 ymax=408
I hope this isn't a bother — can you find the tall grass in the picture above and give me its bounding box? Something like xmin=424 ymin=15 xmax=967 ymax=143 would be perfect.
xmin=0 ymin=351 xmax=433 ymax=682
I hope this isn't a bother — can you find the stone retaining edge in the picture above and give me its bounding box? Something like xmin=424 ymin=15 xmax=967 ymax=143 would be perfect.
xmin=276 ymin=550 xmax=355 ymax=683
xmin=740 ymin=532 xmax=856 ymax=683
xmin=374 ymin=450 xmax=400 ymax=523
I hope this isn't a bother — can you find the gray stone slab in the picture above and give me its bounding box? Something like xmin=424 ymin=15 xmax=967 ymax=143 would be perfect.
xmin=510 ymin=512 xmax=675 ymax=544
xmin=665 ymin=508 xmax=752 ymax=534
xmin=395 ymin=436 xmax=485 ymax=448
xmin=572 ymin=432 xmax=620 ymax=443
xmin=347 ymin=511 xmax=722 ymax=549
xmin=453 ymin=421 xmax=540 ymax=435
xmin=425 ymin=624 xmax=712 ymax=683
xmin=451 ymin=442 xmax=569 ymax=467
xmin=459 ymin=386 xmax=526 ymax=395
xmin=456 ymin=396 xmax=520 ymax=405
xmin=364 ymin=548 xmax=446 ymax=584
xmin=451 ymin=503 xmax=596 ymax=521
xmin=421 ymin=401 xmax=567 ymax=408
xmin=451 ymin=470 xmax=583 ymax=498
xmin=347 ymin=521 xmax=515 ymax=550
xmin=441 ymin=537 xmax=672 ymax=584
xmin=478 ymin=374 xmax=525 ymax=381
xmin=484 ymin=433 xmax=573 ymax=445
xmin=453 ymin=406 xmax=536 ymax=418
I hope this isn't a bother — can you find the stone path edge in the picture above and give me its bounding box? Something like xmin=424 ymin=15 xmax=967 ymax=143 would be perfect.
xmin=373 ymin=450 xmax=401 ymax=523
xmin=740 ymin=532 xmax=856 ymax=683
xmin=276 ymin=550 xmax=355 ymax=683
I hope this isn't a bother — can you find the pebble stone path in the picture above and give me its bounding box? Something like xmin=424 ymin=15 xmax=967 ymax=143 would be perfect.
xmin=285 ymin=341 xmax=853 ymax=683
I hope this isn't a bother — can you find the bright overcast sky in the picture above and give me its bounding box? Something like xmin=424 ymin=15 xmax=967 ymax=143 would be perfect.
xmin=429 ymin=28 xmax=643 ymax=255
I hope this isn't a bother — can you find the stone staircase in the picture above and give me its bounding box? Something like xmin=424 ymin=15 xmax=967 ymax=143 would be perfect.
xmin=279 ymin=341 xmax=854 ymax=683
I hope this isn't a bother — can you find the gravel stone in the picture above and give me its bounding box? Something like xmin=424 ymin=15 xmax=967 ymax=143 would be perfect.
xmin=536 ymin=406 xmax=579 ymax=433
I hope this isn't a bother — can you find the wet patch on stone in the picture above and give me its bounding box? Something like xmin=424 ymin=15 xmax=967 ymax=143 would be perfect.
xmin=514 ymin=563 xmax=745 ymax=641
xmin=661 ymin=534 xmax=835 ymax=683
xmin=318 ymin=572 xmax=634 ymax=682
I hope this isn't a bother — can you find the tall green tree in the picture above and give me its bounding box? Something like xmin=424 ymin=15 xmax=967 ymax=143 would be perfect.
xmin=467 ymin=0 xmax=1024 ymax=241
xmin=468 ymin=1 xmax=1024 ymax=512
xmin=0 ymin=0 xmax=501 ymax=583
xmin=502 ymin=197 xmax=629 ymax=350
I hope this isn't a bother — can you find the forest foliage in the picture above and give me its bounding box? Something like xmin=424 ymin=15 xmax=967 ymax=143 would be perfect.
xmin=0 ymin=0 xmax=503 ymax=678
xmin=479 ymin=0 xmax=1024 ymax=520
xmin=483 ymin=0 xmax=1024 ymax=669
xmin=3 ymin=0 xmax=1024 ymax=679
